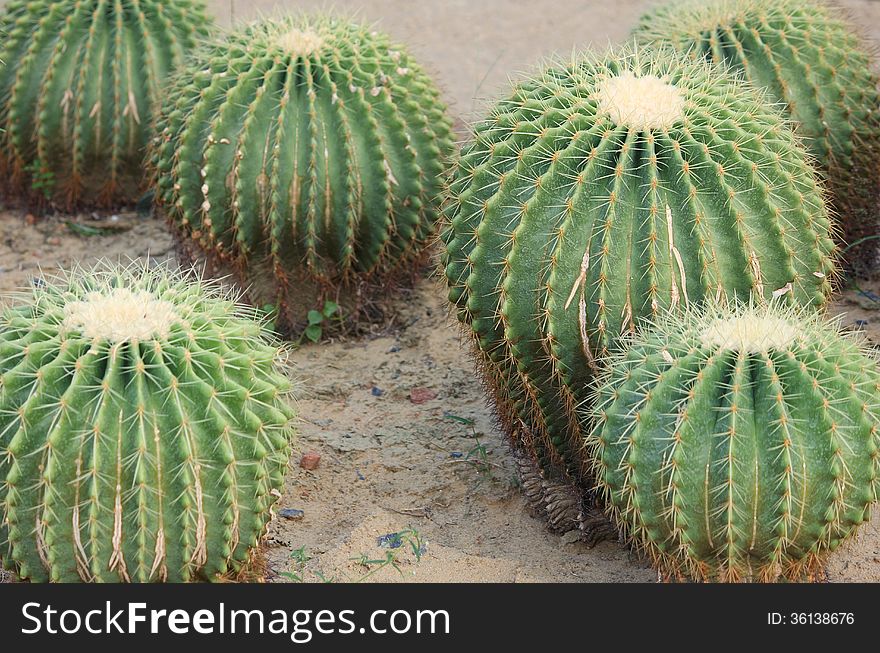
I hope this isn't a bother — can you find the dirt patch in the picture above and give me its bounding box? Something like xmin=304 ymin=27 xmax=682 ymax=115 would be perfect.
xmin=261 ymin=276 xmax=658 ymax=583
xmin=0 ymin=209 xmax=175 ymax=289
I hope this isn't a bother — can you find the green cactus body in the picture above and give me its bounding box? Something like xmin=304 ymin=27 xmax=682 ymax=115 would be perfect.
xmin=0 ymin=0 xmax=213 ymax=209
xmin=440 ymin=47 xmax=836 ymax=492
xmin=0 ymin=262 xmax=295 ymax=582
xmin=588 ymin=303 xmax=880 ymax=581
xmin=152 ymin=16 xmax=454 ymax=333
xmin=634 ymin=0 xmax=880 ymax=271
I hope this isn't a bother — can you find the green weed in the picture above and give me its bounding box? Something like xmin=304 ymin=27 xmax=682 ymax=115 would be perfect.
xmin=299 ymin=300 xmax=340 ymax=344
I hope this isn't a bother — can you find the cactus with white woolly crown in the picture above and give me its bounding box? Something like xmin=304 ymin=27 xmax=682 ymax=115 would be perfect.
xmin=634 ymin=0 xmax=880 ymax=271
xmin=0 ymin=0 xmax=213 ymax=209
xmin=152 ymin=15 xmax=454 ymax=335
xmin=440 ymin=46 xmax=836 ymax=533
xmin=0 ymin=261 xmax=295 ymax=582
xmin=588 ymin=302 xmax=880 ymax=581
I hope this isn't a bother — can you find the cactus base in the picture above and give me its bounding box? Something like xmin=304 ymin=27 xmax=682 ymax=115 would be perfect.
xmin=170 ymin=221 xmax=426 ymax=339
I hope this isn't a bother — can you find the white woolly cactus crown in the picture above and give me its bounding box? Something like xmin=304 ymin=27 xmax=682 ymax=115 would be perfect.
xmin=61 ymin=288 xmax=180 ymax=342
xmin=16 ymin=260 xmax=266 ymax=344
xmin=600 ymin=300 xmax=830 ymax=360
xmin=275 ymin=27 xmax=325 ymax=56
xmin=595 ymin=70 xmax=685 ymax=130
xmin=699 ymin=310 xmax=801 ymax=352
xmin=0 ymin=260 xmax=296 ymax=583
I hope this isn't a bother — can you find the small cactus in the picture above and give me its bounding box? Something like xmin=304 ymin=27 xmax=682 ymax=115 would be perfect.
xmin=0 ymin=0 xmax=213 ymax=209
xmin=0 ymin=261 xmax=296 ymax=582
xmin=440 ymin=46 xmax=836 ymax=497
xmin=634 ymin=0 xmax=880 ymax=271
xmin=152 ymin=15 xmax=455 ymax=335
xmin=588 ymin=302 xmax=880 ymax=581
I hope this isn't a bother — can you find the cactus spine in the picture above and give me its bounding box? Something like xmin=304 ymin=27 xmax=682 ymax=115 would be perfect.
xmin=0 ymin=0 xmax=213 ymax=209
xmin=440 ymin=47 xmax=836 ymax=494
xmin=634 ymin=0 xmax=880 ymax=271
xmin=588 ymin=303 xmax=880 ymax=581
xmin=0 ymin=262 xmax=296 ymax=582
xmin=152 ymin=16 xmax=454 ymax=334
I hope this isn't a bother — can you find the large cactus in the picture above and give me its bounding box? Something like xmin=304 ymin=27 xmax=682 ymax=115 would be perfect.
xmin=440 ymin=47 xmax=836 ymax=529
xmin=0 ymin=0 xmax=213 ymax=209
xmin=634 ymin=0 xmax=880 ymax=271
xmin=588 ymin=302 xmax=880 ymax=581
xmin=152 ymin=15 xmax=455 ymax=334
xmin=0 ymin=261 xmax=296 ymax=582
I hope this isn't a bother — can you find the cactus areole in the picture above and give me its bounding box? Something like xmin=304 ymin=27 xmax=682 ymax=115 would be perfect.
xmin=0 ymin=0 xmax=213 ymax=209
xmin=589 ymin=303 xmax=880 ymax=581
xmin=152 ymin=16 xmax=455 ymax=333
xmin=634 ymin=0 xmax=880 ymax=271
xmin=440 ymin=47 xmax=836 ymax=485
xmin=0 ymin=262 xmax=296 ymax=582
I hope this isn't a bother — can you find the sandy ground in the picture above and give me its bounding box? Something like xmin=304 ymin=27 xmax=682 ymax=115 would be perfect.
xmin=1 ymin=0 xmax=880 ymax=583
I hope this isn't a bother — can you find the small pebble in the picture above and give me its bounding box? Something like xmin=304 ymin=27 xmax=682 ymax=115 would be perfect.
xmin=450 ymin=452 xmax=464 ymax=459
xmin=410 ymin=387 xmax=438 ymax=404
xmin=278 ymin=508 xmax=304 ymax=521
xmin=371 ymin=386 xmax=384 ymax=397
xmin=377 ymin=532 xmax=403 ymax=549
xmin=299 ymin=452 xmax=321 ymax=470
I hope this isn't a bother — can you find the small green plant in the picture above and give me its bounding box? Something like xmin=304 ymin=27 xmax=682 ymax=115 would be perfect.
xmin=351 ymin=551 xmax=403 ymax=582
xmin=444 ymin=414 xmax=492 ymax=479
xmin=24 ymin=160 xmax=54 ymax=201
xmin=350 ymin=527 xmax=424 ymax=582
xmin=466 ymin=437 xmax=490 ymax=475
xmin=280 ymin=546 xmax=312 ymax=583
xmin=380 ymin=528 xmax=425 ymax=563
xmin=299 ymin=300 xmax=340 ymax=344
xmin=258 ymin=302 xmax=279 ymax=333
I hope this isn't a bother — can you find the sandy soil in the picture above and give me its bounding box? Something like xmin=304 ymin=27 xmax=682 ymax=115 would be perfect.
xmin=1 ymin=0 xmax=880 ymax=583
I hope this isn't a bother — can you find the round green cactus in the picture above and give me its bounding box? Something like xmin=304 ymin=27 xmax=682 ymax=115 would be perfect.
xmin=588 ymin=302 xmax=880 ymax=581
xmin=0 ymin=0 xmax=213 ymax=209
xmin=634 ymin=0 xmax=880 ymax=271
xmin=440 ymin=46 xmax=836 ymax=502
xmin=0 ymin=262 xmax=296 ymax=582
xmin=152 ymin=15 xmax=455 ymax=334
